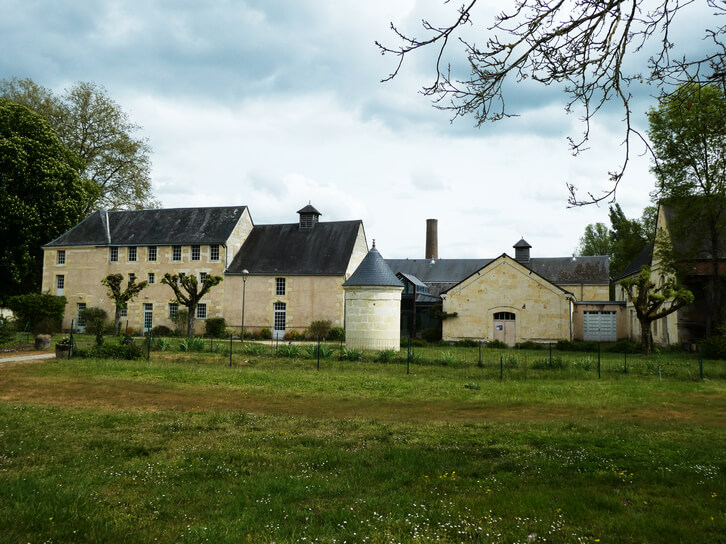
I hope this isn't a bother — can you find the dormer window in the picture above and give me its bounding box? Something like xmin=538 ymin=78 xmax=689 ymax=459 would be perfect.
xmin=297 ymin=204 xmax=321 ymax=231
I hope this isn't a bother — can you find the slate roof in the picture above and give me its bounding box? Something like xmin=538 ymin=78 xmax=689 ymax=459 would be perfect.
xmin=614 ymin=244 xmax=653 ymax=281
xmin=227 ymin=220 xmax=363 ymax=276
xmin=343 ymin=246 xmax=402 ymax=287
xmin=44 ymin=207 xmax=248 ymax=247
xmin=387 ymin=255 xmax=609 ymax=296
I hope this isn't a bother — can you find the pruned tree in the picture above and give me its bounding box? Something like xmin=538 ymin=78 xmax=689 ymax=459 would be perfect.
xmin=377 ymin=1 xmax=726 ymax=205
xmin=648 ymin=82 xmax=726 ymax=335
xmin=619 ymin=265 xmax=693 ymax=354
xmin=101 ymin=274 xmax=148 ymax=336
xmin=161 ymin=273 xmax=223 ymax=338
xmin=0 ymin=78 xmax=159 ymax=215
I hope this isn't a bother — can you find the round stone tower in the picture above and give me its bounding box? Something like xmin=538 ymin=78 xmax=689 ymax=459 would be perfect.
xmin=343 ymin=241 xmax=403 ymax=351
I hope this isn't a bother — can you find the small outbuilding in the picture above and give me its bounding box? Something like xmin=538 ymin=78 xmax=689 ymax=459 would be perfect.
xmin=343 ymin=242 xmax=403 ymax=351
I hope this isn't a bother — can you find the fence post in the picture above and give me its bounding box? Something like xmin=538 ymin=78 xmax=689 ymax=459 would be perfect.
xmin=229 ymin=334 xmax=233 ymax=367
xmin=407 ymin=337 xmax=411 ymax=375
xmin=478 ymin=341 xmax=483 ymax=368
xmin=317 ymin=336 xmax=321 ymax=371
xmin=69 ymin=319 xmax=74 ymax=359
xmin=500 ymin=355 xmax=503 ymax=380
xmin=597 ymin=342 xmax=601 ymax=379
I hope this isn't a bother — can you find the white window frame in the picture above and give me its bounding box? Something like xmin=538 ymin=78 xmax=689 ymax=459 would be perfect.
xmin=148 ymin=272 xmax=155 ymax=284
xmin=57 ymin=250 xmax=66 ymax=265
xmin=129 ymin=246 xmax=137 ymax=262
xmin=196 ymin=303 xmax=207 ymax=319
xmin=56 ymin=275 xmax=64 ymax=295
xmin=110 ymin=247 xmax=118 ymax=262
xmin=210 ymin=244 xmax=220 ymax=261
xmin=168 ymin=303 xmax=178 ymax=319
xmin=191 ymin=245 xmax=201 ymax=261
xmin=148 ymin=246 xmax=157 ymax=262
xmin=172 ymin=245 xmax=182 ymax=262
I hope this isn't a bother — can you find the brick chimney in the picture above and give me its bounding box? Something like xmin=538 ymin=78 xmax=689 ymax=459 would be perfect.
xmin=425 ymin=219 xmax=438 ymax=260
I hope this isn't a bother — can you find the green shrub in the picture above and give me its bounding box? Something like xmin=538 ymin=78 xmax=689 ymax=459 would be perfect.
xmin=276 ymin=344 xmax=300 ymax=358
xmin=556 ymin=339 xmax=598 ymax=352
xmin=7 ymin=293 xmax=66 ymax=333
xmin=573 ymin=357 xmax=594 ymax=371
xmin=173 ymin=309 xmax=188 ymax=336
xmin=486 ymin=340 xmax=509 ymax=349
xmin=531 ymin=356 xmax=569 ymax=370
xmin=204 ymin=317 xmax=227 ymax=338
xmin=255 ymin=328 xmax=272 ymax=340
xmin=437 ymin=351 xmax=459 ymax=366
xmin=503 ymin=355 xmax=520 ymax=368
xmin=375 ymin=349 xmax=397 ymax=363
xmin=515 ymin=340 xmax=547 ymax=350
xmin=328 ymin=327 xmax=345 ymax=341
xmin=283 ymin=330 xmax=303 ymax=341
xmin=306 ymin=320 xmax=332 ymax=340
xmin=179 ymin=337 xmax=205 ymax=352
xmin=155 ymin=338 xmax=172 ymax=351
xmin=81 ymin=307 xmax=107 ymax=335
xmin=340 ymin=347 xmax=362 ymax=361
xmin=75 ymin=342 xmax=146 ymax=360
xmin=151 ymin=325 xmax=172 ymax=337
xmin=0 ymin=316 xmax=17 ymax=345
xmin=604 ymin=339 xmax=640 ymax=353
xmin=455 ymin=339 xmax=479 ymax=348
xmin=242 ymin=343 xmax=269 ymax=356
xmin=306 ymin=344 xmax=333 ymax=358
xmin=421 ymin=327 xmax=442 ymax=343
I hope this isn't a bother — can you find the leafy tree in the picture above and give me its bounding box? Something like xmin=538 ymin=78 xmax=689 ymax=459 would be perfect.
xmin=577 ymin=223 xmax=612 ymax=257
xmin=648 ymin=83 xmax=726 ymax=335
xmin=101 ymin=274 xmax=148 ymax=336
xmin=377 ymin=1 xmax=725 ymax=204
xmin=6 ymin=293 xmax=67 ymax=334
xmin=619 ymin=266 xmax=694 ymax=355
xmin=0 ymin=78 xmax=158 ymax=215
xmin=0 ymin=98 xmax=88 ymax=299
xmin=161 ymin=273 xmax=223 ymax=338
xmin=609 ymin=203 xmax=650 ymax=278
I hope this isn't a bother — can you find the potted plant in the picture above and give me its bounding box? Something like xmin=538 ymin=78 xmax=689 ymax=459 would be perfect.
xmin=55 ymin=337 xmax=73 ymax=360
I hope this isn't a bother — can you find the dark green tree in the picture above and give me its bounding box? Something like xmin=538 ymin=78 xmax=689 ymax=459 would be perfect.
xmin=161 ymin=273 xmax=223 ymax=338
xmin=0 ymin=98 xmax=88 ymax=299
xmin=101 ymin=274 xmax=148 ymax=336
xmin=608 ymin=204 xmax=649 ymax=278
xmin=1 ymin=78 xmax=158 ymax=215
xmin=648 ymin=83 xmax=726 ymax=335
xmin=577 ymin=223 xmax=612 ymax=257
xmin=619 ymin=266 xmax=694 ymax=355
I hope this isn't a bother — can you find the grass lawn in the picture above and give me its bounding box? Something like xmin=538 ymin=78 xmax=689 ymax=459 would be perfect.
xmin=0 ymin=350 xmax=724 ymax=543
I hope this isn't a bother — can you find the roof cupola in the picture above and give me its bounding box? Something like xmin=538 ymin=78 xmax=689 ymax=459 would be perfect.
xmin=514 ymin=238 xmax=532 ymax=263
xmin=297 ymin=203 xmax=321 ymax=230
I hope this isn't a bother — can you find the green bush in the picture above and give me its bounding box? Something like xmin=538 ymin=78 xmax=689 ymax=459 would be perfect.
xmin=306 ymin=344 xmax=333 ymax=358
xmin=7 ymin=293 xmax=66 ymax=333
xmin=340 ymin=347 xmax=362 ymax=361
xmin=531 ymin=356 xmax=569 ymax=370
xmin=283 ymin=330 xmax=303 ymax=341
xmin=421 ymin=327 xmax=442 ymax=343
xmin=0 ymin=316 xmax=17 ymax=345
xmin=255 ymin=328 xmax=272 ymax=340
xmin=242 ymin=343 xmax=269 ymax=356
xmin=486 ymin=340 xmax=509 ymax=349
xmin=455 ymin=339 xmax=479 ymax=348
xmin=151 ymin=325 xmax=172 ymax=337
xmin=604 ymin=339 xmax=640 ymax=353
xmin=155 ymin=337 xmax=172 ymax=351
xmin=375 ymin=349 xmax=397 ymax=363
xmin=173 ymin=309 xmax=189 ymax=336
xmin=81 ymin=307 xmax=107 ymax=336
xmin=515 ymin=340 xmax=547 ymax=350
xmin=75 ymin=342 xmax=146 ymax=360
xmin=437 ymin=351 xmax=459 ymax=366
xmin=179 ymin=337 xmax=205 ymax=352
xmin=556 ymin=339 xmax=598 ymax=352
xmin=306 ymin=320 xmax=332 ymax=340
xmin=328 ymin=327 xmax=345 ymax=341
xmin=205 ymin=317 xmax=227 ymax=338
xmin=276 ymin=344 xmax=300 ymax=358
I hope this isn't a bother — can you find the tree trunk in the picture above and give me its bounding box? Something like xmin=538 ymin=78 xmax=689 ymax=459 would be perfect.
xmin=187 ymin=305 xmax=195 ymax=338
xmin=114 ymin=307 xmax=121 ymax=336
xmin=639 ymin=317 xmax=653 ymax=355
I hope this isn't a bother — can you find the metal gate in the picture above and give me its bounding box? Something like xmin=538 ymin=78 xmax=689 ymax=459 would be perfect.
xmin=583 ymin=311 xmax=617 ymax=342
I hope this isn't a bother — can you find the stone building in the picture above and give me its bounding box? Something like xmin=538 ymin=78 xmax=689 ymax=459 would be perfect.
xmin=41 ymin=205 xmax=367 ymax=335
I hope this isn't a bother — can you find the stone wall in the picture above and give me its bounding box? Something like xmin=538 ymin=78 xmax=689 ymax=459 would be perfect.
xmin=344 ymin=285 xmax=403 ymax=351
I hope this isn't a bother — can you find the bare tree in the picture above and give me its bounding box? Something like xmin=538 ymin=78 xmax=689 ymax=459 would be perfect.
xmin=101 ymin=274 xmax=148 ymax=336
xmin=377 ymin=1 xmax=726 ymax=205
xmin=161 ymin=273 xmax=223 ymax=338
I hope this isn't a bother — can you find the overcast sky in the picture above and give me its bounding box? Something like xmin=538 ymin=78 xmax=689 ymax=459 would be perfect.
xmin=1 ymin=1 xmax=714 ymax=259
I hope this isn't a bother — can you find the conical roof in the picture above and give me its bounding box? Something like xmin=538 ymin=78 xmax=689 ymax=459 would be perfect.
xmin=344 ymin=243 xmax=402 ymax=287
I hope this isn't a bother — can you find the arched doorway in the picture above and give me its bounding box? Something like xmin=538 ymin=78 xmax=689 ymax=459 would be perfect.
xmin=493 ymin=311 xmax=516 ymax=345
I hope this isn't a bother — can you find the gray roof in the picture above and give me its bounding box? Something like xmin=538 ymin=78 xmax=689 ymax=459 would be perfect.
xmin=227 ymin=220 xmax=363 ymax=276
xmin=344 ymin=246 xmax=402 ymax=287
xmin=615 ymin=244 xmax=653 ymax=280
xmin=297 ymin=204 xmax=321 ymax=216
xmin=514 ymin=238 xmax=532 ymax=249
xmin=388 ymin=256 xmax=608 ymax=286
xmin=44 ymin=207 xmax=248 ymax=247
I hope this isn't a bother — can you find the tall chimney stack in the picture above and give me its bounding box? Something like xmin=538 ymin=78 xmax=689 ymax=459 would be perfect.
xmin=425 ymin=219 xmax=439 ymax=260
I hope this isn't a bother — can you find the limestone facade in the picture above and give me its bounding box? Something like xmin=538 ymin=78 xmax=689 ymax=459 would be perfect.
xmin=344 ymin=286 xmax=403 ymax=351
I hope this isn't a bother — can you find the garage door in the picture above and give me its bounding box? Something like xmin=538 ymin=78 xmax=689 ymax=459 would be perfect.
xmin=583 ymin=311 xmax=617 ymax=342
